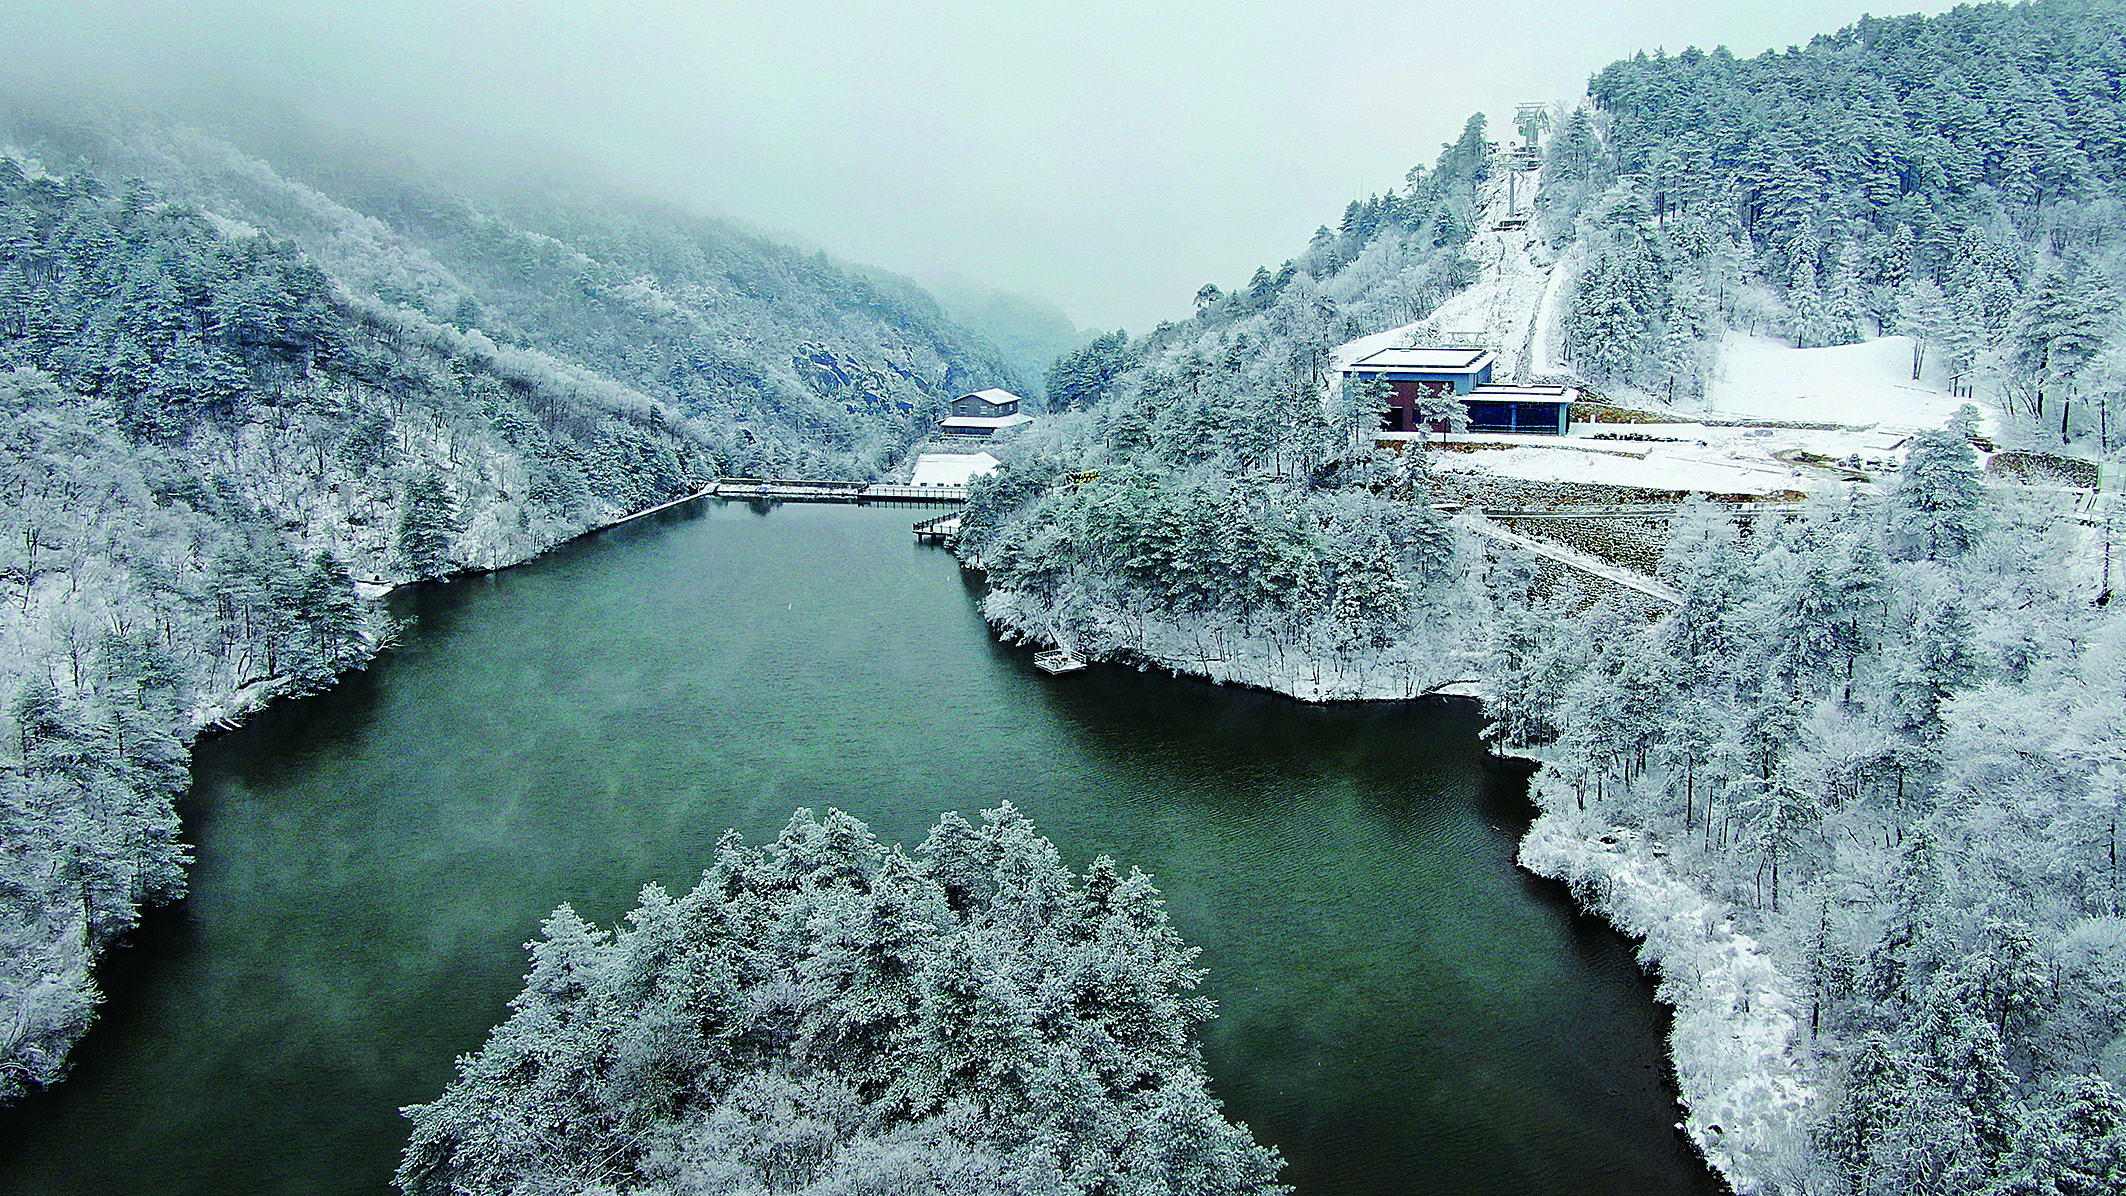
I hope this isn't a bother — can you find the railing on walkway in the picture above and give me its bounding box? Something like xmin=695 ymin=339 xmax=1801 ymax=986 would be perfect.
xmin=708 ymin=478 xmax=968 ymax=505
xmin=913 ymin=513 xmax=962 ymax=543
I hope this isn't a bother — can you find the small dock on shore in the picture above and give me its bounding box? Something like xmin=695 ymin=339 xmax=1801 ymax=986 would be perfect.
xmin=913 ymin=513 xmax=962 ymax=543
xmin=1034 ymin=649 xmax=1087 ymax=675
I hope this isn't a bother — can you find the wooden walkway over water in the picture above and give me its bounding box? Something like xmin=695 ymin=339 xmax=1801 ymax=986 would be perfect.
xmin=708 ymin=478 xmax=968 ymax=504
xmin=913 ymin=513 xmax=962 ymax=543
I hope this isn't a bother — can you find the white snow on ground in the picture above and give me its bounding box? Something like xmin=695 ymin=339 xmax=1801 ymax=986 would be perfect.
xmin=1327 ymin=319 xmax=1431 ymax=382
xmin=1704 ymin=332 xmax=1983 ymax=432
xmin=1525 ymin=242 xmax=1579 ymax=379
xmin=1520 ymin=809 xmax=1815 ymax=1195
xmin=911 ymin=451 xmax=999 ymax=487
xmin=1419 ymin=204 xmax=1550 ymax=380
xmin=1416 ymin=415 xmax=1930 ymax=496
xmin=1431 ymin=436 xmax=1817 ymax=495
xmin=1416 ymin=331 xmax=1984 ymax=497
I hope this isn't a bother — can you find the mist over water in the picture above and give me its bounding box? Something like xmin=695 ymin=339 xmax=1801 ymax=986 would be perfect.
xmin=0 ymin=502 xmax=1717 ymax=1195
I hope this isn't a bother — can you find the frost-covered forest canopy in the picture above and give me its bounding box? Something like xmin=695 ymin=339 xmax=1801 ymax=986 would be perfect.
xmin=2 ymin=109 xmax=1026 ymax=479
xmin=399 ymin=806 xmax=1284 ymax=1196
xmin=1554 ymin=0 xmax=2126 ymax=438
xmin=956 ymin=2 xmax=2126 ymax=1192
xmin=11 ymin=0 xmax=2126 ymax=1193
xmin=0 ymin=112 xmax=1020 ymax=1100
xmin=1501 ymin=441 xmax=2126 ymax=1194
xmin=958 ymin=115 xmax=1497 ymax=700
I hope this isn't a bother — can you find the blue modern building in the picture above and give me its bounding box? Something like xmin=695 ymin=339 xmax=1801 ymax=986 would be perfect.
xmin=1460 ymin=383 xmax=1577 ymax=436
xmin=1341 ymin=348 xmax=1573 ymax=436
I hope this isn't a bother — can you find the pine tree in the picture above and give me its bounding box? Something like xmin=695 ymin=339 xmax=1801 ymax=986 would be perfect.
xmin=1329 ymin=536 xmax=1408 ymax=652
xmin=9 ymin=674 xmax=67 ymax=761
xmin=1789 ymin=258 xmax=1830 ymax=349
xmin=1570 ymin=249 xmax=1652 ymax=383
xmin=1359 ymin=374 xmax=1397 ymax=438
xmin=1869 ymin=226 xmax=1914 ymax=333
xmin=395 ymin=470 xmax=458 ymax=578
xmin=1824 ymin=243 xmax=1868 ymax=346
xmin=1885 ymin=416 xmax=1986 ymax=561
xmin=297 ymin=551 xmax=367 ymax=679
xmin=2010 ymin=258 xmax=2115 ymax=436
xmin=1896 ymin=276 xmax=1950 ymax=380
xmin=1412 ymin=380 xmax=1467 ymax=441
xmin=1543 ymin=107 xmax=1601 ymax=189
xmin=2015 ymin=1075 xmax=2126 ymax=1194
xmin=1893 ymin=588 xmax=1983 ymax=745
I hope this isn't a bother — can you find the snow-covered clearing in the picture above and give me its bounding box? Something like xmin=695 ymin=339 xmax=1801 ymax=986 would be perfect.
xmin=1431 ymin=434 xmax=1820 ymax=496
xmin=1520 ymin=809 xmax=1815 ymax=1195
xmin=1407 ymin=331 xmax=1973 ymax=499
xmin=1703 ymin=333 xmax=1982 ymax=433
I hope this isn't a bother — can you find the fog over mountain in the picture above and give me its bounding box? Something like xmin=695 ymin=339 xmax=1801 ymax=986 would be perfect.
xmin=1 ymin=0 xmax=1953 ymax=330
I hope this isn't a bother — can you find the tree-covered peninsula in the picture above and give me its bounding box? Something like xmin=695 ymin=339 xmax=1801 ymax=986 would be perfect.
xmin=398 ymin=807 xmax=1284 ymax=1196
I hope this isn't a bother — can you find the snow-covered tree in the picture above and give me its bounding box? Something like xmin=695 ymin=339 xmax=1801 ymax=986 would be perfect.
xmin=1885 ymin=415 xmax=1987 ymax=562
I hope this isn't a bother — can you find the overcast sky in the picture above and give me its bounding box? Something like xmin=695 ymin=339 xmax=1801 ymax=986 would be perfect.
xmin=6 ymin=0 xmax=1950 ymax=331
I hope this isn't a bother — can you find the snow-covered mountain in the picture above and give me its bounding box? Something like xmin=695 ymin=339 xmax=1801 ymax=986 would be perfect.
xmin=0 ymin=108 xmax=1024 ymax=1098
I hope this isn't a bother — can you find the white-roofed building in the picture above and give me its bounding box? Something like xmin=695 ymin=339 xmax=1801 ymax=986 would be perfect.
xmin=910 ymin=451 xmax=1000 ymax=488
xmin=951 ymin=388 xmax=1024 ymax=417
xmin=939 ymin=389 xmax=1034 ymax=438
xmin=1340 ymin=347 xmax=1499 ymax=433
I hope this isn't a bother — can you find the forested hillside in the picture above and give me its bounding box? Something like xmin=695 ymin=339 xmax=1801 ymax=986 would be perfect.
xmin=0 ymin=112 xmax=1019 ymax=1100
xmin=1502 ymin=432 xmax=2126 ymax=1193
xmin=952 ymin=3 xmax=2126 ymax=1192
xmin=4 ymin=108 xmax=1023 ymax=479
xmin=956 ymin=116 xmax=1497 ymax=699
xmin=1514 ymin=5 xmax=2126 ymax=1190
xmin=0 ymin=156 xmax=708 ymax=1098
xmin=1551 ymin=0 xmax=2126 ymax=443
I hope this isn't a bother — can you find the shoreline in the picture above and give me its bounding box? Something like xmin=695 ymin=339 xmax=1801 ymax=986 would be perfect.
xmin=975 ymin=580 xmax=1804 ymax=1194
xmin=182 ymin=504 xmax=1792 ymax=1194
xmin=195 ymin=483 xmax=720 ymax=738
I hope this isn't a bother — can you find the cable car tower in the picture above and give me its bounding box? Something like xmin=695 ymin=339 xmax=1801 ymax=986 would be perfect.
xmin=1498 ymin=103 xmax=1549 ymax=224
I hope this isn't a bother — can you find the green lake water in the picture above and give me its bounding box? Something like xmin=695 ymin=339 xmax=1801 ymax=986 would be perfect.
xmin=0 ymin=500 xmax=1721 ymax=1195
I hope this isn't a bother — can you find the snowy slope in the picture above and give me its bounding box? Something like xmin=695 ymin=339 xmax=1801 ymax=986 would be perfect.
xmin=1326 ymin=160 xmax=1560 ymax=390
xmin=1420 ymin=170 xmax=1554 ymax=381
xmin=1703 ymin=333 xmax=1982 ymax=432
xmin=1431 ymin=438 xmax=1813 ymax=495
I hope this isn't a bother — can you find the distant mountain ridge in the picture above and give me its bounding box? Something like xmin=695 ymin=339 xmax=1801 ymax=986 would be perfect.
xmin=3 ymin=107 xmax=1025 ymax=479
